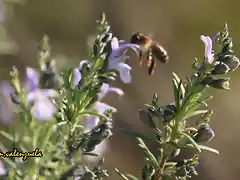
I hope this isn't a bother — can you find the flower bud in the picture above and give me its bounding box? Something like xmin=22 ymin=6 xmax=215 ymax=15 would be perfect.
xmin=163 ymin=103 xmax=176 ymax=122
xmin=139 ymin=109 xmax=156 ymax=128
xmin=152 ymin=93 xmax=158 ymax=105
xmin=194 ymin=124 xmax=215 ymax=143
xmin=223 ymin=56 xmax=240 ymax=71
xmin=93 ymin=39 xmax=100 ymax=57
xmin=200 ymin=76 xmax=213 ymax=85
xmin=208 ymin=78 xmax=230 ymax=90
xmin=211 ymin=63 xmax=230 ymax=75
xmin=186 ymin=166 xmax=198 ymax=176
xmin=222 ymin=37 xmax=233 ymax=53
xmin=41 ymin=59 xmax=56 ymax=74
xmin=102 ymin=33 xmax=113 ymax=43
xmin=102 ymin=25 xmax=111 ymax=35
xmin=85 ymin=122 xmax=112 ymax=152
xmin=10 ymin=91 xmax=20 ymax=104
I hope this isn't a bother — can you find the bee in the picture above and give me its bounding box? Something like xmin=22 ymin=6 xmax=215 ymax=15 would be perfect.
xmin=130 ymin=32 xmax=169 ymax=75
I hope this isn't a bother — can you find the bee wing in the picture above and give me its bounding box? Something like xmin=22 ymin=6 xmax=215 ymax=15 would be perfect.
xmin=147 ymin=32 xmax=154 ymax=39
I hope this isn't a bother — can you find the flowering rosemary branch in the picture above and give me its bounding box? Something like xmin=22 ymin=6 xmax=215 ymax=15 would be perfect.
xmin=117 ymin=24 xmax=239 ymax=180
xmin=0 ymin=12 xmax=238 ymax=180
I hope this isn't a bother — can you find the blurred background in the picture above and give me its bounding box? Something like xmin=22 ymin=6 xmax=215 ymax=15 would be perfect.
xmin=0 ymin=0 xmax=239 ymax=179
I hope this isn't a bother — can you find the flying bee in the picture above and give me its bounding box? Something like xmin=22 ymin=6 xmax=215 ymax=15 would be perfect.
xmin=130 ymin=32 xmax=169 ymax=75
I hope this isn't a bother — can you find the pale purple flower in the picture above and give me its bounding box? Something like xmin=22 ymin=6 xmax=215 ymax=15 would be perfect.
xmin=0 ymin=160 xmax=7 ymax=176
xmin=82 ymin=101 xmax=115 ymax=163
xmin=200 ymin=32 xmax=220 ymax=64
xmin=83 ymin=83 xmax=122 ymax=130
xmin=200 ymin=35 xmax=214 ymax=64
xmin=27 ymin=89 xmax=59 ymax=121
xmin=83 ymin=89 xmax=120 ymax=163
xmin=73 ymin=60 xmax=91 ymax=86
xmin=73 ymin=59 xmax=124 ymax=163
xmin=73 ymin=68 xmax=82 ymax=86
xmin=26 ymin=67 xmax=39 ymax=92
xmin=73 ymin=60 xmax=124 ymax=104
xmin=0 ymin=82 xmax=14 ymax=124
xmin=85 ymin=82 xmax=123 ymax=129
xmin=108 ymin=37 xmax=140 ymax=84
xmin=26 ymin=67 xmax=59 ymax=121
xmin=98 ymin=83 xmax=124 ymax=101
xmin=84 ymin=102 xmax=117 ymax=130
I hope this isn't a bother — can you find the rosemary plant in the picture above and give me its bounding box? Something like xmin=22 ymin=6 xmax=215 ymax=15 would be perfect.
xmin=116 ymin=24 xmax=239 ymax=180
xmin=0 ymin=13 xmax=238 ymax=180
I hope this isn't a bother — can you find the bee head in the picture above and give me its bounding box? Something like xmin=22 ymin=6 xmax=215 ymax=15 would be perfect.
xmin=130 ymin=32 xmax=144 ymax=44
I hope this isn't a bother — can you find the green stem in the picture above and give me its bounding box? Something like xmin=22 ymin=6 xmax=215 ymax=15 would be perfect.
xmin=40 ymin=125 xmax=53 ymax=152
xmin=155 ymin=72 xmax=207 ymax=179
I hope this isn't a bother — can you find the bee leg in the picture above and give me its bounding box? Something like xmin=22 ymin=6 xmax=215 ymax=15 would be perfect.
xmin=138 ymin=51 xmax=143 ymax=66
xmin=146 ymin=53 xmax=152 ymax=68
xmin=148 ymin=57 xmax=156 ymax=76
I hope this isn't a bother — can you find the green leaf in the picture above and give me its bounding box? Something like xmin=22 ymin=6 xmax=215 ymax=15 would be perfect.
xmin=185 ymin=144 xmax=219 ymax=154
xmin=198 ymin=144 xmax=219 ymax=154
xmin=115 ymin=168 xmax=129 ymax=180
xmin=0 ymin=143 xmax=16 ymax=169
xmin=126 ymin=174 xmax=139 ymax=180
xmin=185 ymin=110 xmax=209 ymax=120
xmin=0 ymin=131 xmax=15 ymax=142
xmin=77 ymin=111 xmax=110 ymax=122
xmin=172 ymin=78 xmax=180 ymax=110
xmin=173 ymin=72 xmax=185 ymax=99
xmin=82 ymin=152 xmax=99 ymax=156
xmin=137 ymin=138 xmax=159 ymax=168
xmin=120 ymin=129 xmax=156 ymax=141
xmin=172 ymin=72 xmax=181 ymax=83
xmin=181 ymin=91 xmax=199 ymax=113
xmin=180 ymin=132 xmax=201 ymax=152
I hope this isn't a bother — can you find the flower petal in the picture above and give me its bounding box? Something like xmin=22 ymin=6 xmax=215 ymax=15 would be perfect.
xmin=83 ymin=102 xmax=116 ymax=130
xmin=118 ymin=40 xmax=125 ymax=44
xmin=0 ymin=81 xmax=13 ymax=97
xmin=26 ymin=67 xmax=39 ymax=92
xmin=111 ymin=37 xmax=119 ymax=50
xmin=32 ymin=99 xmax=56 ymax=121
xmin=27 ymin=91 xmax=37 ymax=104
xmin=116 ymin=62 xmax=132 ymax=84
xmin=94 ymin=101 xmax=117 ymax=114
xmin=98 ymin=83 xmax=110 ymax=101
xmin=41 ymin=89 xmax=59 ymax=98
xmin=0 ymin=82 xmax=14 ymax=125
xmin=73 ymin=68 xmax=82 ymax=86
xmin=107 ymin=87 xmax=124 ymax=98
xmin=117 ymin=43 xmax=140 ymax=55
xmin=0 ymin=160 xmax=7 ymax=176
xmin=84 ymin=116 xmax=99 ymax=131
xmin=211 ymin=32 xmax=220 ymax=41
xmin=200 ymin=35 xmax=214 ymax=63
xmin=108 ymin=55 xmax=129 ymax=69
xmin=205 ymin=37 xmax=213 ymax=56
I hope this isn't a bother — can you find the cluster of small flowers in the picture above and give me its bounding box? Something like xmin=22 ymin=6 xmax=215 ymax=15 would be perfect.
xmin=0 ymin=17 xmax=140 ymax=176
